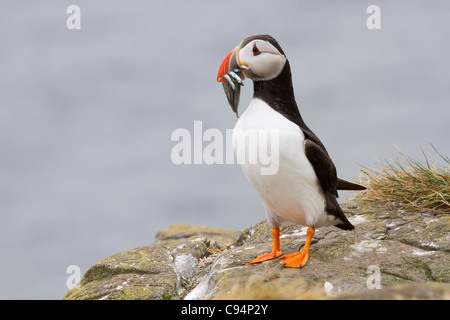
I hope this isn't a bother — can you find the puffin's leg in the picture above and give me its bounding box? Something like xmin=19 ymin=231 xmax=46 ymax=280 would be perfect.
xmin=280 ymin=226 xmax=315 ymax=268
xmin=243 ymin=228 xmax=282 ymax=266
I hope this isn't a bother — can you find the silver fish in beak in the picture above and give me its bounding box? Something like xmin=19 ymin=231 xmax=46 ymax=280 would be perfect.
xmin=217 ymin=46 xmax=249 ymax=117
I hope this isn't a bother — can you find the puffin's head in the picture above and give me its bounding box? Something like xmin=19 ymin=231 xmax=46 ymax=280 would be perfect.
xmin=217 ymin=34 xmax=287 ymax=117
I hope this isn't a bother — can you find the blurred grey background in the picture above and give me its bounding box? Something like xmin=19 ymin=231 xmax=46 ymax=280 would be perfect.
xmin=0 ymin=1 xmax=448 ymax=299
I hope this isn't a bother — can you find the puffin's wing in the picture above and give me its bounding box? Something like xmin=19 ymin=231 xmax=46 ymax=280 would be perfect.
xmin=303 ymin=139 xmax=338 ymax=197
xmin=301 ymin=132 xmax=366 ymax=192
xmin=304 ymin=139 xmax=354 ymax=230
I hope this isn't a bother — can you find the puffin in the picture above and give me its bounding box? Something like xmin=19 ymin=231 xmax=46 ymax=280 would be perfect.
xmin=216 ymin=34 xmax=366 ymax=268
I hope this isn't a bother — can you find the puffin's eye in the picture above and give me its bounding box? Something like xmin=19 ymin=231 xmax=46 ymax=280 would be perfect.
xmin=252 ymin=44 xmax=261 ymax=56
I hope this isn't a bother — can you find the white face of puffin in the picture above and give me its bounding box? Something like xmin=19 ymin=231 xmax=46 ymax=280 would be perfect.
xmin=217 ymin=35 xmax=287 ymax=117
xmin=238 ymin=39 xmax=287 ymax=81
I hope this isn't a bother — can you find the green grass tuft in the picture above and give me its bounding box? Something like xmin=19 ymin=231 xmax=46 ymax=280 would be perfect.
xmin=354 ymin=145 xmax=450 ymax=213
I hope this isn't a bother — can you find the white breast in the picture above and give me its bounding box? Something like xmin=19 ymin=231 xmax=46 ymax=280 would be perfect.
xmin=233 ymin=98 xmax=327 ymax=227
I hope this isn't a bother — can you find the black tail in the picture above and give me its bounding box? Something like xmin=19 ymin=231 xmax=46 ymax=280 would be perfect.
xmin=337 ymin=178 xmax=366 ymax=191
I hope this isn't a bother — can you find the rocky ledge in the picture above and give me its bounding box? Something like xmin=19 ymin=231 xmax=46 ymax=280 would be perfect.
xmin=64 ymin=203 xmax=449 ymax=300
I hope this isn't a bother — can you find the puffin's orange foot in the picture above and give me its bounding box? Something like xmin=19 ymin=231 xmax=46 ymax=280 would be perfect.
xmin=243 ymin=251 xmax=282 ymax=266
xmin=280 ymin=250 xmax=309 ymax=268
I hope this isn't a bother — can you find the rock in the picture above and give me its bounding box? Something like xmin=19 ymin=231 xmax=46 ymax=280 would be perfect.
xmin=63 ymin=224 xmax=236 ymax=300
xmin=154 ymin=223 xmax=237 ymax=247
xmin=63 ymin=204 xmax=450 ymax=300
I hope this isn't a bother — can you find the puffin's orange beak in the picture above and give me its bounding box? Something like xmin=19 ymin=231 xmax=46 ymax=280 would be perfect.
xmin=217 ymin=46 xmax=249 ymax=117
xmin=217 ymin=46 xmax=244 ymax=83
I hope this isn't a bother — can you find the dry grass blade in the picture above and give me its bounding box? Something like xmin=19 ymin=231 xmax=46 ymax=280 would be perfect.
xmin=354 ymin=145 xmax=450 ymax=213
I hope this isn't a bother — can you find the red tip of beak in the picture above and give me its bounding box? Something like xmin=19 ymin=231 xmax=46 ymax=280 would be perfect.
xmin=217 ymin=49 xmax=235 ymax=82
